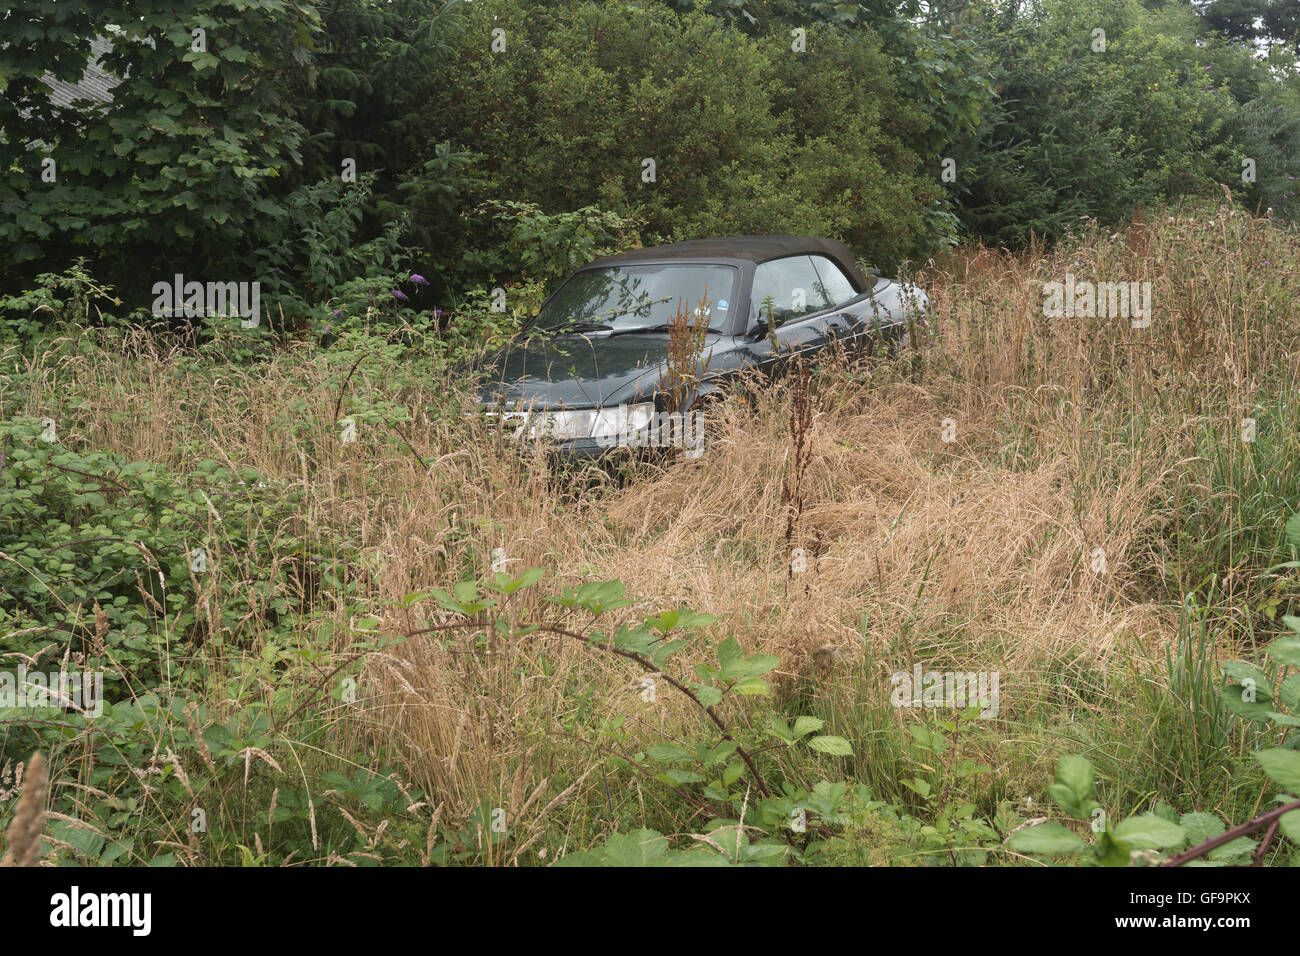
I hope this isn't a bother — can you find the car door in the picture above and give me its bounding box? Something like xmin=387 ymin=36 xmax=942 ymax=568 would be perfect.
xmin=808 ymin=254 xmax=895 ymax=354
xmin=731 ymin=255 xmax=840 ymax=377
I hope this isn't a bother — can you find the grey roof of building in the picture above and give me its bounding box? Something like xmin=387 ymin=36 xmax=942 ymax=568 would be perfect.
xmin=44 ymin=34 xmax=120 ymax=110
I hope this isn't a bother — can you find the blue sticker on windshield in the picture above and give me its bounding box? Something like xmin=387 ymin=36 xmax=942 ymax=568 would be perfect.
xmin=717 ymin=299 xmax=729 ymax=310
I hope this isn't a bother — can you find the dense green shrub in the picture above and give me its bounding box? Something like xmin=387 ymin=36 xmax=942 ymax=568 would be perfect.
xmin=4 ymin=0 xmax=1299 ymax=344
xmin=0 ymin=0 xmax=318 ymax=293
xmin=953 ymin=0 xmax=1299 ymax=243
xmin=0 ymin=417 xmax=351 ymax=694
xmin=420 ymin=0 xmax=939 ymax=278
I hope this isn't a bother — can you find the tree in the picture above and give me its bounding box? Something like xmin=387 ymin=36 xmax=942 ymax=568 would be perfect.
xmin=1 ymin=0 xmax=319 ymax=300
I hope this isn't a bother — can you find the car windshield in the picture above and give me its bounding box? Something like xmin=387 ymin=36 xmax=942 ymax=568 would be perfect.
xmin=532 ymin=263 xmax=738 ymax=333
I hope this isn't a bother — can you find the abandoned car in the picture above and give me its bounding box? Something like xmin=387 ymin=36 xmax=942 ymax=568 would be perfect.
xmin=470 ymin=235 xmax=928 ymax=456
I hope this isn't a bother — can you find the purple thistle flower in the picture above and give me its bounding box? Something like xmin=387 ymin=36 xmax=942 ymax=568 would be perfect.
xmin=323 ymin=325 xmax=332 ymax=335
xmin=411 ymin=274 xmax=429 ymax=286
xmin=391 ymin=290 xmax=408 ymax=302
xmin=333 ymin=309 xmax=343 ymax=318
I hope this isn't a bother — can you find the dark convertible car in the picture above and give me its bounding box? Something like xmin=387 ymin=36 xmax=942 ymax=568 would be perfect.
xmin=471 ymin=235 xmax=928 ymax=457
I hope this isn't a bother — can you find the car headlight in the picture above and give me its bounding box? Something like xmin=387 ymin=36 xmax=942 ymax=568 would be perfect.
xmin=517 ymin=408 xmax=594 ymax=441
xmin=590 ymin=403 xmax=655 ymax=443
xmin=516 ymin=403 xmax=655 ymax=444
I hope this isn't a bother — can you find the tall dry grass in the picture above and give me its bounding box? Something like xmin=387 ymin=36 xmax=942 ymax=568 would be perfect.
xmin=5 ymin=199 xmax=1298 ymax=847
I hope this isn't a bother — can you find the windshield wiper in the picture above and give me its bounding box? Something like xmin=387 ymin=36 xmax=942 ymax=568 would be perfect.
xmin=543 ymin=321 xmax=615 ymax=335
xmin=603 ymin=324 xmax=725 ymax=337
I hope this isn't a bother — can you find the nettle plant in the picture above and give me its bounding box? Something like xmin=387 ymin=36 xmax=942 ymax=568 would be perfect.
xmin=1011 ymin=622 xmax=1300 ymax=866
xmin=892 ymin=714 xmax=999 ymax=864
xmin=408 ymin=572 xmax=861 ymax=865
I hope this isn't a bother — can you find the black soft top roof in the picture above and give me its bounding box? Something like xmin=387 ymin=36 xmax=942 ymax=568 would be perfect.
xmin=588 ymin=235 xmax=870 ymax=291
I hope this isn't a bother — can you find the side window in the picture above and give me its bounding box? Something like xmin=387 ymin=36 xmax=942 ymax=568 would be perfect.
xmin=809 ymin=255 xmax=859 ymax=307
xmin=750 ymin=256 xmax=829 ymax=328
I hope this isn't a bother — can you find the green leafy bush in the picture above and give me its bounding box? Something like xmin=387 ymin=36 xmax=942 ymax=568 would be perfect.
xmin=422 ymin=0 xmax=938 ymax=278
xmin=0 ymin=417 xmax=351 ymax=693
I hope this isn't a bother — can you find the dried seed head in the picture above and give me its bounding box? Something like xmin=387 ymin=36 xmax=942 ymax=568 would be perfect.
xmin=1 ymin=752 xmax=49 ymax=868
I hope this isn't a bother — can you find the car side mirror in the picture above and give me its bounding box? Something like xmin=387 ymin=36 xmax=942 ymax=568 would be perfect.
xmin=748 ymin=306 xmax=796 ymax=338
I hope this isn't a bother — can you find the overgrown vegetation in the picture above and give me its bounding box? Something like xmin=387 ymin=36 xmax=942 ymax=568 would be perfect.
xmin=4 ymin=0 xmax=1300 ymax=868
xmin=3 ymin=202 xmax=1300 ymax=865
xmin=4 ymin=0 xmax=1299 ymax=322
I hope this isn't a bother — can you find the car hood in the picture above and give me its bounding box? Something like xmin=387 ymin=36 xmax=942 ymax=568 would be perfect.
xmin=470 ymin=332 xmax=717 ymax=409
